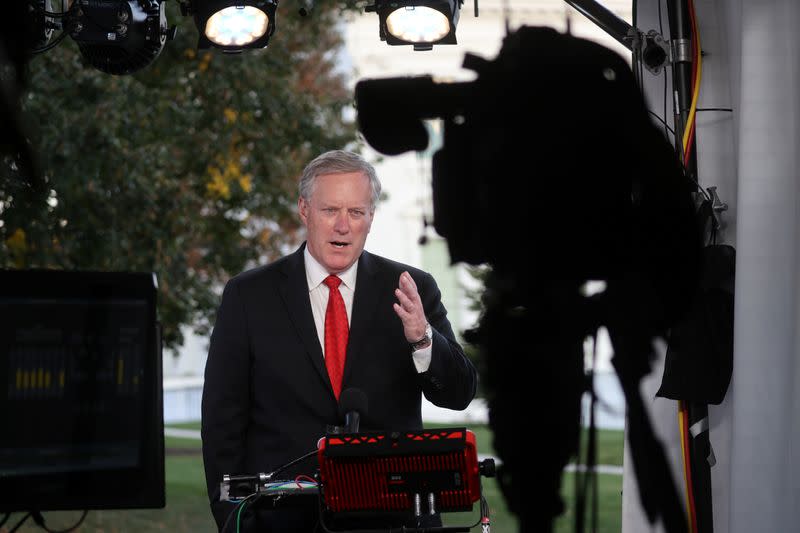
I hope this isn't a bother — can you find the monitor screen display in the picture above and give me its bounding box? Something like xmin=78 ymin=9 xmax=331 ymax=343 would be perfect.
xmin=0 ymin=270 xmax=164 ymax=511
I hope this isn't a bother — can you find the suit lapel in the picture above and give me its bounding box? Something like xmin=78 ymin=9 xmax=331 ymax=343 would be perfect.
xmin=278 ymin=245 xmax=332 ymax=392
xmin=343 ymin=251 xmax=383 ymax=386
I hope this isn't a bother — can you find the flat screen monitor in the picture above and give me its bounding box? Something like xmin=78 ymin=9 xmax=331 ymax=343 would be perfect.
xmin=0 ymin=270 xmax=164 ymax=511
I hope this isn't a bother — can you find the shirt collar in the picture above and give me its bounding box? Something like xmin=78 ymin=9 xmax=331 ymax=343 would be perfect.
xmin=304 ymin=245 xmax=359 ymax=291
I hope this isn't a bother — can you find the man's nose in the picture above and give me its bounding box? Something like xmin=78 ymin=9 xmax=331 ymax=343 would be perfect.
xmin=334 ymin=210 xmax=350 ymax=233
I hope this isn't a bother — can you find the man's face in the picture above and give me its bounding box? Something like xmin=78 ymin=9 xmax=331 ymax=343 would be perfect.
xmin=298 ymin=171 xmax=375 ymax=274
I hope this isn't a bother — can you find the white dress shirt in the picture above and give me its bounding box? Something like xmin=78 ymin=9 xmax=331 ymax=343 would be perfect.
xmin=303 ymin=247 xmax=432 ymax=373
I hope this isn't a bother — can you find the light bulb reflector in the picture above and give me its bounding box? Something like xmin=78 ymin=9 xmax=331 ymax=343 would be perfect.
xmin=386 ymin=6 xmax=450 ymax=43
xmin=205 ymin=6 xmax=269 ymax=47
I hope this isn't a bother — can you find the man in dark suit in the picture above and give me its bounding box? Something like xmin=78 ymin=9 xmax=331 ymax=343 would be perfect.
xmin=201 ymin=150 xmax=478 ymax=531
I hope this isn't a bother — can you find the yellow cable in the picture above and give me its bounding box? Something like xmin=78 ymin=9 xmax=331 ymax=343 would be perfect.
xmin=682 ymin=1 xmax=703 ymax=153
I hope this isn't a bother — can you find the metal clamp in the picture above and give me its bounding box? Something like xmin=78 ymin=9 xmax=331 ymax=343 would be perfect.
xmin=707 ymin=186 xmax=728 ymax=213
xmin=706 ymin=186 xmax=729 ymax=231
xmin=672 ymin=37 xmax=692 ymax=63
xmin=643 ymin=30 xmax=670 ymax=75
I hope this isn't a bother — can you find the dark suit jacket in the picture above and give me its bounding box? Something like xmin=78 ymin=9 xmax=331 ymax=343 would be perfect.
xmin=201 ymin=244 xmax=477 ymax=530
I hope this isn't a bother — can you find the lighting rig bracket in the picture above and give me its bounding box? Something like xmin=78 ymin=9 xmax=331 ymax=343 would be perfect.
xmin=28 ymin=0 xmax=177 ymax=74
xmin=563 ymin=0 xmax=670 ymax=75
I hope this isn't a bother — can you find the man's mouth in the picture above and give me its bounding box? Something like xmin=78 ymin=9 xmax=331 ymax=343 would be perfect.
xmin=330 ymin=241 xmax=349 ymax=248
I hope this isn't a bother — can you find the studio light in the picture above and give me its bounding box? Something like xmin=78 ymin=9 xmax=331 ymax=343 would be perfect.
xmin=367 ymin=0 xmax=462 ymax=51
xmin=69 ymin=0 xmax=173 ymax=75
xmin=190 ymin=0 xmax=277 ymax=52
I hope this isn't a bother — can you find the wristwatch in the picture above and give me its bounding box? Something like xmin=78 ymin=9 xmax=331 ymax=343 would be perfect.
xmin=410 ymin=323 xmax=433 ymax=351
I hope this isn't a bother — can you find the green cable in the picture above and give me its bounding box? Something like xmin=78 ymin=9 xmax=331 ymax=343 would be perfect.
xmin=235 ymin=497 xmax=250 ymax=533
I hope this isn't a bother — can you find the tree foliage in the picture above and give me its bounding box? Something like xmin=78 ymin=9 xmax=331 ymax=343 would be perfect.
xmin=0 ymin=1 xmax=359 ymax=351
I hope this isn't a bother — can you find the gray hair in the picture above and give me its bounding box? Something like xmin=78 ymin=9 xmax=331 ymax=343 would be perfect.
xmin=299 ymin=150 xmax=381 ymax=210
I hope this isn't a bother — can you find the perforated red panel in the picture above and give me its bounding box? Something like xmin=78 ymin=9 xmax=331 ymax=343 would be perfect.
xmin=318 ymin=428 xmax=480 ymax=513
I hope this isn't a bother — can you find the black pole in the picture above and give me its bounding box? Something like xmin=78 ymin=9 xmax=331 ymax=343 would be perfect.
xmin=563 ymin=0 xmax=696 ymax=176
xmin=688 ymin=403 xmax=714 ymax=533
xmin=666 ymin=0 xmax=698 ymax=178
xmin=562 ymin=0 xmax=634 ymax=50
xmin=612 ymin=353 xmax=688 ymax=533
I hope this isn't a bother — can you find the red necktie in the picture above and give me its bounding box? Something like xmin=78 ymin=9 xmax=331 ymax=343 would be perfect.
xmin=324 ymin=275 xmax=348 ymax=400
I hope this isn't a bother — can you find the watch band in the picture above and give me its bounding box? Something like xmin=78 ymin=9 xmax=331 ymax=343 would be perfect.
xmin=410 ymin=323 xmax=432 ymax=351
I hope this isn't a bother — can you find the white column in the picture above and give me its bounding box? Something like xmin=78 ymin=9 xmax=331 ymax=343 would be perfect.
xmin=727 ymin=1 xmax=800 ymax=531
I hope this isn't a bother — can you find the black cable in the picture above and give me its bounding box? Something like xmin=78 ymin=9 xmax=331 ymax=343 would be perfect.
xmin=574 ymin=336 xmax=593 ymax=533
xmin=34 ymin=510 xmax=89 ymax=533
xmin=585 ymin=388 xmax=598 ymax=533
xmin=9 ymin=512 xmax=32 ymax=533
xmin=28 ymin=1 xmax=73 ymax=18
xmin=639 ymin=46 xmax=645 ymax=87
xmin=317 ymin=488 xmax=335 ymax=533
xmin=501 ymin=0 xmax=510 ymax=34
xmin=464 ymin=499 xmax=484 ymax=530
xmin=649 ymin=110 xmax=676 ymax=136
xmin=661 ymin=71 xmax=670 ymax=140
xmin=267 ymin=449 xmax=318 ymax=479
xmin=479 ymin=493 xmax=490 ymax=530
xmin=658 ymin=0 xmax=670 ymax=141
xmin=631 ymin=0 xmax=644 ymax=92
xmin=641 ymin=58 xmax=645 ymax=90
xmin=591 ymin=459 xmax=598 ymax=533
xmin=694 ymin=181 xmax=711 ymax=202
xmin=219 ymin=450 xmax=319 ymax=533
xmin=221 ymin=494 xmax=259 ymax=533
xmin=586 ymin=375 xmax=598 ymax=533
xmin=31 ymin=28 xmax=70 ymax=54
xmin=696 ymin=107 xmax=733 ymax=112
xmin=639 ymin=44 xmax=645 ymax=93
xmin=29 ymin=0 xmax=73 ymax=54
xmin=576 ymin=335 xmax=601 ymax=533
xmin=632 ymin=0 xmax=637 ymax=69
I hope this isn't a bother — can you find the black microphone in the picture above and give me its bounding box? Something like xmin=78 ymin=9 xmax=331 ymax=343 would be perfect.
xmin=338 ymin=388 xmax=368 ymax=433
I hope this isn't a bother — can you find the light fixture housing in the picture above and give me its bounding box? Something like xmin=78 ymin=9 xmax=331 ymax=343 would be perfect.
xmin=69 ymin=0 xmax=170 ymax=75
xmin=191 ymin=0 xmax=277 ymax=52
xmin=367 ymin=0 xmax=462 ymax=51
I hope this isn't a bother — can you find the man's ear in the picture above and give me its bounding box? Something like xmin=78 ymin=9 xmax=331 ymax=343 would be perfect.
xmin=298 ymin=197 xmax=308 ymax=224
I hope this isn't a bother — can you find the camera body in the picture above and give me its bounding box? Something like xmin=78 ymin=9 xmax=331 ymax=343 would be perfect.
xmin=356 ymin=26 xmax=702 ymax=531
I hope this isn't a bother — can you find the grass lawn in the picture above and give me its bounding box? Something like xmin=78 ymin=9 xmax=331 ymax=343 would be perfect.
xmin=431 ymin=423 xmax=623 ymax=533
xmin=2 ymin=424 xmax=623 ymax=533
